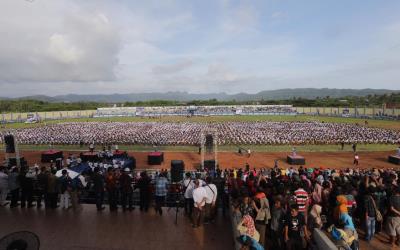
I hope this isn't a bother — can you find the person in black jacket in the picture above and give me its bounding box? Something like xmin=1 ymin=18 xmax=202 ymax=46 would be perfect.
xmin=92 ymin=167 xmax=105 ymax=211
xmin=36 ymin=167 xmax=48 ymax=208
xmin=120 ymin=168 xmax=134 ymax=212
xmin=20 ymin=167 xmax=34 ymax=208
xmin=136 ymin=171 xmax=151 ymax=212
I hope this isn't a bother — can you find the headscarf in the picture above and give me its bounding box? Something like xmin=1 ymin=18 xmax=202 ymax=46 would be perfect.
xmin=309 ymin=204 xmax=323 ymax=228
xmin=242 ymin=214 xmax=256 ymax=237
xmin=310 ymin=204 xmax=322 ymax=218
xmin=334 ymin=195 xmax=348 ymax=223
xmin=312 ymin=182 xmax=322 ymax=204
xmin=337 ymin=195 xmax=348 ymax=214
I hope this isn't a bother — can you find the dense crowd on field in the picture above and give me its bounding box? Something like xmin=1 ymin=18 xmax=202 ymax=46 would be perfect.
xmin=1 ymin=160 xmax=400 ymax=250
xmin=2 ymin=121 xmax=399 ymax=146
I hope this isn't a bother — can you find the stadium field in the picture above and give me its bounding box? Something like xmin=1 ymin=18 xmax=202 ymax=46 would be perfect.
xmin=1 ymin=114 xmax=400 ymax=130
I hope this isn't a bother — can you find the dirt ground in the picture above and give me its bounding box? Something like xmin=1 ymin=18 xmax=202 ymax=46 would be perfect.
xmin=2 ymin=149 xmax=399 ymax=170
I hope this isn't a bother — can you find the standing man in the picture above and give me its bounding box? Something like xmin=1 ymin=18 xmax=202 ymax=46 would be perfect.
xmin=352 ymin=143 xmax=357 ymax=153
xmin=294 ymin=183 xmax=309 ymax=224
xmin=136 ymin=171 xmax=151 ymax=212
xmin=120 ymin=168 xmax=134 ymax=212
xmin=92 ymin=167 xmax=105 ymax=211
xmin=0 ymin=167 xmax=9 ymax=206
xmin=387 ymin=187 xmax=400 ymax=247
xmin=154 ymin=171 xmax=169 ymax=215
xmin=58 ymin=169 xmax=72 ymax=209
xmin=20 ymin=167 xmax=35 ymax=208
xmin=46 ymin=169 xmax=58 ymax=209
xmin=353 ymin=154 xmax=359 ymax=166
xmin=192 ymin=179 xmax=207 ymax=228
xmin=105 ymin=167 xmax=118 ymax=211
xmin=364 ymin=186 xmax=377 ymax=242
xmin=8 ymin=167 xmax=20 ymax=208
xmin=204 ymin=177 xmax=218 ymax=224
xmin=284 ymin=204 xmax=309 ymax=250
xmin=36 ymin=167 xmax=48 ymax=208
xmin=183 ymin=172 xmax=194 ymax=216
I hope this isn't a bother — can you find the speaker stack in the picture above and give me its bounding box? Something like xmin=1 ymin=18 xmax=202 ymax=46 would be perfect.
xmin=170 ymin=160 xmax=184 ymax=182
xmin=203 ymin=159 xmax=216 ymax=171
xmin=4 ymin=134 xmax=16 ymax=153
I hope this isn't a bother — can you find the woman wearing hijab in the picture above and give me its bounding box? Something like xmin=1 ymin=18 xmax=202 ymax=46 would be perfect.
xmin=308 ymin=204 xmax=323 ymax=230
xmin=334 ymin=195 xmax=348 ymax=224
xmin=237 ymin=214 xmax=263 ymax=250
xmin=252 ymin=191 xmax=271 ymax=248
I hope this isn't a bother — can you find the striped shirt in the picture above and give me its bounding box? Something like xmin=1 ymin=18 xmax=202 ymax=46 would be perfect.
xmin=295 ymin=188 xmax=309 ymax=213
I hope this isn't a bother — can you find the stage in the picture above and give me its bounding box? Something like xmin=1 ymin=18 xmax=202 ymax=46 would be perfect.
xmin=41 ymin=150 xmax=63 ymax=163
xmin=388 ymin=155 xmax=400 ymax=165
xmin=148 ymin=152 xmax=164 ymax=165
xmin=80 ymin=152 xmax=99 ymax=162
xmin=287 ymin=154 xmax=306 ymax=165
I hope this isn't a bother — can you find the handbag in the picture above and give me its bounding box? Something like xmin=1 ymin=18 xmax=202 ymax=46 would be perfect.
xmin=369 ymin=196 xmax=383 ymax=222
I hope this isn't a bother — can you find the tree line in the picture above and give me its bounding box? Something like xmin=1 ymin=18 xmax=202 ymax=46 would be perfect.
xmin=0 ymin=93 xmax=399 ymax=113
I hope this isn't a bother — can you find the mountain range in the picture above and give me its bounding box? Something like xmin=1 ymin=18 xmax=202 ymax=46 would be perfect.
xmin=1 ymin=88 xmax=399 ymax=103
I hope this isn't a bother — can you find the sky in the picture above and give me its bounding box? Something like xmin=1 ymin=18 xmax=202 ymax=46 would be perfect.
xmin=0 ymin=0 xmax=400 ymax=97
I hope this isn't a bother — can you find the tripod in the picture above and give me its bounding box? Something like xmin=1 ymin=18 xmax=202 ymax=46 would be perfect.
xmin=167 ymin=188 xmax=183 ymax=225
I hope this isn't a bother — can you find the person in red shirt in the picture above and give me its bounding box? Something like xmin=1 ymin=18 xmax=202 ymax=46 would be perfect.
xmin=295 ymin=183 xmax=310 ymax=223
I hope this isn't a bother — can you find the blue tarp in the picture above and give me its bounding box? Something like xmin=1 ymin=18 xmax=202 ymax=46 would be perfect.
xmin=70 ymin=157 xmax=135 ymax=173
xmin=70 ymin=163 xmax=91 ymax=174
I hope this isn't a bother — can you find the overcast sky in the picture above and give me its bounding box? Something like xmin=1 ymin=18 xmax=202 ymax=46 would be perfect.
xmin=0 ymin=0 xmax=400 ymax=97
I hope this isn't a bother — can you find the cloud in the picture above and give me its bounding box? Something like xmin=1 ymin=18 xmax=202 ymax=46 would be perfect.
xmin=0 ymin=0 xmax=121 ymax=83
xmin=220 ymin=0 xmax=259 ymax=34
xmin=152 ymin=59 xmax=194 ymax=75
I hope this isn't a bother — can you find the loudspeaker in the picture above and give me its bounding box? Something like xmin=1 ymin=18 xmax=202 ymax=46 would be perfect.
xmin=7 ymin=157 xmax=26 ymax=168
xmin=171 ymin=160 xmax=184 ymax=183
xmin=205 ymin=134 xmax=213 ymax=153
xmin=4 ymin=135 xmax=16 ymax=153
xmin=203 ymin=160 xmax=216 ymax=171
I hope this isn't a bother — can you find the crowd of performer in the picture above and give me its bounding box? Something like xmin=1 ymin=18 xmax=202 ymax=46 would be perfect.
xmin=2 ymin=121 xmax=399 ymax=146
xmin=1 ymin=161 xmax=400 ymax=249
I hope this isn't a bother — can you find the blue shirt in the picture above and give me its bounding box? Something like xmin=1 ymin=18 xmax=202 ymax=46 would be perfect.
xmin=340 ymin=213 xmax=355 ymax=231
xmin=155 ymin=177 xmax=168 ymax=197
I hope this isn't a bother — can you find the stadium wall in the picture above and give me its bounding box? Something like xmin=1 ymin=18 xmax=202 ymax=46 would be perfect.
xmin=1 ymin=107 xmax=399 ymax=123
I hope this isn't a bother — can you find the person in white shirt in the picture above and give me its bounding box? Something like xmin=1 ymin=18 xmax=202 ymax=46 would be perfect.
xmin=183 ymin=173 xmax=194 ymax=216
xmin=204 ymin=177 xmax=218 ymax=224
xmin=192 ymin=179 xmax=207 ymax=228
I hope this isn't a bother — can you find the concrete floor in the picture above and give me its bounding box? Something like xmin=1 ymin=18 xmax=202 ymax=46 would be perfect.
xmin=0 ymin=205 xmax=233 ymax=250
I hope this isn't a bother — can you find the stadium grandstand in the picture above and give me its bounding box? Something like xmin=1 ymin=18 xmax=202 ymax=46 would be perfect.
xmin=95 ymin=105 xmax=297 ymax=117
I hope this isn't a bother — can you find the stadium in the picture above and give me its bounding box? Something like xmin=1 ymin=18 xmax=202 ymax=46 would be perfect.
xmin=1 ymin=102 xmax=399 ymax=249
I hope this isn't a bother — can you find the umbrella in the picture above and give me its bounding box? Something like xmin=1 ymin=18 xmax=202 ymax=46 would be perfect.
xmin=55 ymin=169 xmax=79 ymax=179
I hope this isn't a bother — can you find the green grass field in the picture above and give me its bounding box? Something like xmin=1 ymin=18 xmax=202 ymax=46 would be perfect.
xmin=1 ymin=115 xmax=399 ymax=130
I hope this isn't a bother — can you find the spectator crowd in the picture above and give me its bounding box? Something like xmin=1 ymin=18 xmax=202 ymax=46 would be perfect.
xmin=1 ymin=161 xmax=400 ymax=250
